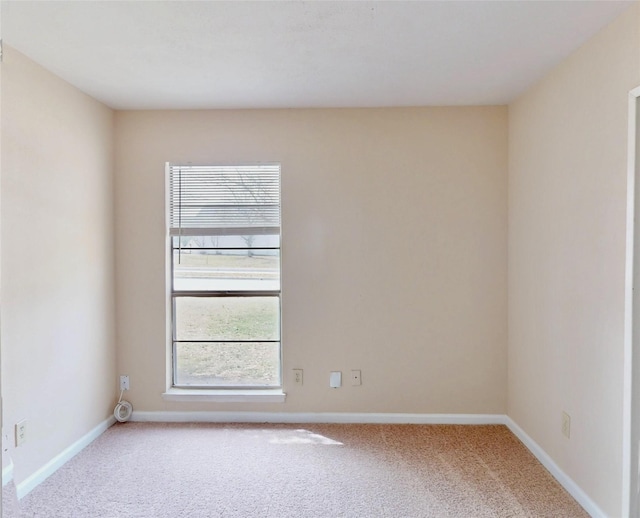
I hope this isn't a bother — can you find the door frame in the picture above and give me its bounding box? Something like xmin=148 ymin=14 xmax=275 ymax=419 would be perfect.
xmin=623 ymin=85 xmax=640 ymax=517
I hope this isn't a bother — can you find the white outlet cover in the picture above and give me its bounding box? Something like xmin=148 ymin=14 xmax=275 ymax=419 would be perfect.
xmin=561 ymin=411 xmax=571 ymax=438
xmin=15 ymin=420 xmax=26 ymax=447
xmin=330 ymin=371 xmax=342 ymax=388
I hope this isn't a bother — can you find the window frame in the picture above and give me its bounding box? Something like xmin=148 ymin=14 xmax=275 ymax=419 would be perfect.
xmin=167 ymin=163 xmax=282 ymax=391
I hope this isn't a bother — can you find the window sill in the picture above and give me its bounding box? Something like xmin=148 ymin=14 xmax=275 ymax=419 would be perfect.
xmin=162 ymin=388 xmax=286 ymax=403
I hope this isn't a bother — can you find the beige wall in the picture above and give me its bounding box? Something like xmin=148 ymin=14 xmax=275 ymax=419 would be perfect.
xmin=508 ymin=5 xmax=640 ymax=517
xmin=114 ymin=107 xmax=508 ymax=414
xmin=1 ymin=47 xmax=116 ymax=483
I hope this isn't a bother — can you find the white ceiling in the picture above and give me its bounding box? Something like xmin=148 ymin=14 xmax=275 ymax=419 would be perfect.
xmin=2 ymin=0 xmax=635 ymax=110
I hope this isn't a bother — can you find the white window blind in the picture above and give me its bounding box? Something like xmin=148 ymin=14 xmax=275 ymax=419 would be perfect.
xmin=168 ymin=164 xmax=280 ymax=237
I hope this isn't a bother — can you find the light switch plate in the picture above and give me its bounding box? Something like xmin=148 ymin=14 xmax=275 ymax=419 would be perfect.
xmin=330 ymin=371 xmax=342 ymax=388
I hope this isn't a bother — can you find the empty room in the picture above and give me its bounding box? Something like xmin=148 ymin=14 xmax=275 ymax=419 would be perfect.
xmin=2 ymin=1 xmax=640 ymax=517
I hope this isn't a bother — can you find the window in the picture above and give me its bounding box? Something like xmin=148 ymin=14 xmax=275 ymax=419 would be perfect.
xmin=168 ymin=164 xmax=281 ymax=389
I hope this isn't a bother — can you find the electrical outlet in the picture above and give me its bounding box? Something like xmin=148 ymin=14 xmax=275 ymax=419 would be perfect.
xmin=15 ymin=420 xmax=26 ymax=447
xmin=120 ymin=375 xmax=130 ymax=391
xmin=293 ymin=369 xmax=303 ymax=386
xmin=561 ymin=411 xmax=571 ymax=439
xmin=351 ymin=370 xmax=362 ymax=386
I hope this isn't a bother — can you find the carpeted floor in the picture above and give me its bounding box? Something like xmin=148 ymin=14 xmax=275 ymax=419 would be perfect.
xmin=5 ymin=423 xmax=587 ymax=517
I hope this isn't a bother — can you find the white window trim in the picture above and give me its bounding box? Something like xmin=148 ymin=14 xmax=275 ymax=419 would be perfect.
xmin=162 ymin=388 xmax=286 ymax=403
xmin=166 ymin=162 xmax=283 ymax=391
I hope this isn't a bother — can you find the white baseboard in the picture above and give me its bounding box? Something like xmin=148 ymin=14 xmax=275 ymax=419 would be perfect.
xmin=2 ymin=458 xmax=14 ymax=487
xmin=16 ymin=416 xmax=116 ymax=499
xmin=131 ymin=411 xmax=508 ymax=425
xmin=504 ymin=417 xmax=605 ymax=518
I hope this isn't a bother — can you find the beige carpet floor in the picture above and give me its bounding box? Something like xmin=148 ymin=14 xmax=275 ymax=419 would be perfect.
xmin=6 ymin=423 xmax=587 ymax=517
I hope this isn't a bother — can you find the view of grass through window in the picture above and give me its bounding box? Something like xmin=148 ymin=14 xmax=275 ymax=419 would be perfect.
xmin=173 ymin=249 xmax=281 ymax=387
